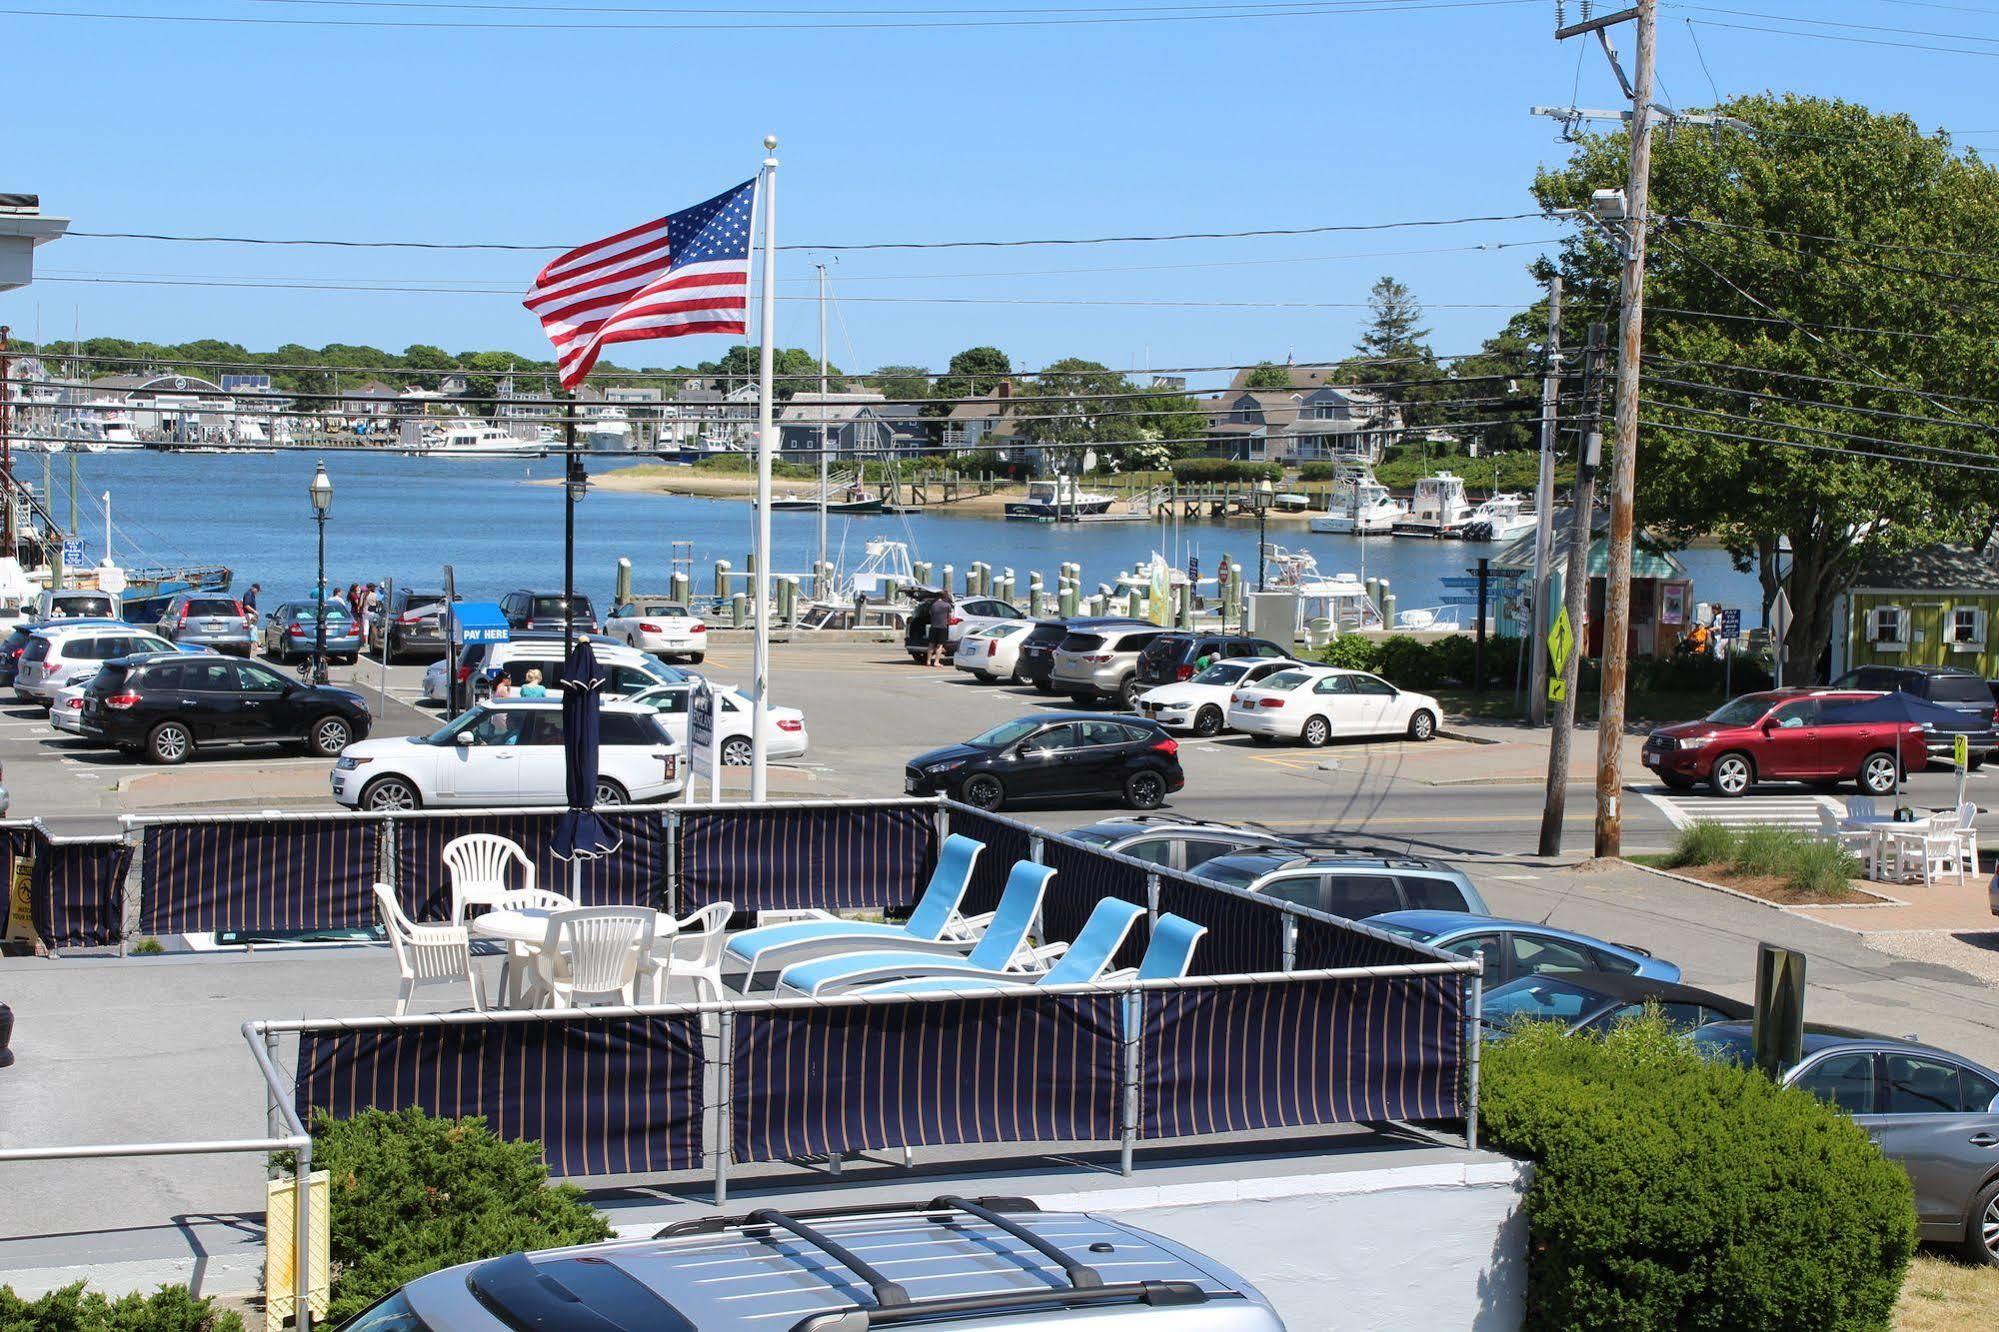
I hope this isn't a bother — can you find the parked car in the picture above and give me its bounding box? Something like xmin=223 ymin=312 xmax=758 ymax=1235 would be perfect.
xmin=262 ymin=600 xmax=361 ymax=665
xmin=1135 ymin=632 xmax=1292 ymax=690
xmin=33 ymin=588 xmax=120 ymax=621
xmin=1015 ymin=618 xmax=1079 ymax=693
xmin=905 ymin=713 xmax=1185 ymax=812
xmin=156 ymin=592 xmax=256 ymax=657
xmin=0 ymin=617 xmax=124 ymax=689
xmin=952 ymin=619 xmax=1036 ymax=683
xmin=366 ymin=588 xmax=461 ymax=662
xmin=1830 ymin=664 xmax=1998 ymax=767
xmin=14 ymin=623 xmax=176 ymax=706
xmin=428 ymin=637 xmax=695 ymax=705
xmin=626 ymin=680 xmax=809 ymax=765
xmin=335 ymin=1197 xmax=1285 ymax=1331
xmin=901 ymin=592 xmax=1027 ymax=661
xmin=331 ymin=699 xmax=682 ymax=811
xmin=1138 ymin=656 xmax=1306 ymax=736
xmin=48 ymin=679 xmax=92 ymax=735
xmin=1225 ymin=665 xmax=1442 ymax=746
xmin=1641 ymin=689 xmax=1930 ymax=797
xmin=1693 ymin=1022 xmax=1999 ymax=1266
xmin=604 ymin=597 xmax=707 ymax=662
xmin=1050 ymin=622 xmax=1175 ymax=707
xmin=1480 ymin=971 xmax=1750 ymax=1037
xmin=1193 ymin=850 xmax=1489 ymax=918
xmin=1363 ymin=910 xmax=1681 ymax=982
xmin=80 ymin=652 xmax=372 ymax=764
xmin=500 ymin=589 xmax=599 ymax=635
xmin=1061 ymin=816 xmax=1304 ymax=872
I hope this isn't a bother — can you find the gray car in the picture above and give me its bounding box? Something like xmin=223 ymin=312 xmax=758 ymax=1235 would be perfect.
xmin=1694 ymin=1022 xmax=1999 ymax=1265
xmin=1192 ymin=849 xmax=1490 ymax=919
xmin=263 ymin=600 xmax=361 ymax=665
xmin=1061 ymin=816 xmax=1305 ymax=873
xmin=338 ymin=1196 xmax=1284 ymax=1331
xmin=1051 ymin=623 xmax=1173 ymax=708
xmin=156 ymin=592 xmax=255 ymax=656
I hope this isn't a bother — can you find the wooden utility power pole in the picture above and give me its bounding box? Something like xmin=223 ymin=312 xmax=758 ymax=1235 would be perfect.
xmin=1539 ymin=323 xmax=1607 ymax=857
xmin=1528 ymin=275 xmax=1562 ymax=726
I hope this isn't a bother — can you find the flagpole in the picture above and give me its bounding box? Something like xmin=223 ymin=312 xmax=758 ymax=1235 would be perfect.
xmin=751 ymin=134 xmax=779 ymax=804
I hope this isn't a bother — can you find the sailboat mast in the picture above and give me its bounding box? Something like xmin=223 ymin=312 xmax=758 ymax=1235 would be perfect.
xmin=816 ymin=263 xmax=828 ymax=591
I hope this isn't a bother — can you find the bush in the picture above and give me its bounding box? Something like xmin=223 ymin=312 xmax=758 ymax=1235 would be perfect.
xmin=1168 ymin=458 xmax=1283 ymax=484
xmin=303 ymin=1108 xmax=612 ymax=1323
xmin=1662 ymin=822 xmax=1858 ymax=897
xmin=1314 ymin=633 xmax=1523 ymax=689
xmin=1375 ymin=635 xmax=1445 ymax=689
xmin=1316 ymin=636 xmax=1384 ymax=672
xmin=1481 ymin=1016 xmax=1916 ymax=1331
xmin=0 ymin=1284 xmax=242 ymax=1332
xmin=1665 ymin=820 xmax=1738 ymax=868
xmin=1788 ymin=837 xmax=1863 ymax=897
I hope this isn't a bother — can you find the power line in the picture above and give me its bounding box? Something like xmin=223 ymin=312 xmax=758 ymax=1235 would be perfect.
xmin=1645 ymin=373 xmax=1999 ymax=442
xmin=1684 ymin=5 xmax=1999 ymax=49
xmin=1685 ymin=15 xmax=1999 ymax=59
xmin=1643 ymin=353 xmax=1999 ymax=410
xmin=1669 ymin=216 xmax=1999 ymax=269
xmin=1639 ymin=416 xmax=1999 ymax=475
xmin=1642 ymin=397 xmax=1999 ymax=463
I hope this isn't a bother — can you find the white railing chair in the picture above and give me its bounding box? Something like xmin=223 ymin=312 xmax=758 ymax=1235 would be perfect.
xmin=373 ymin=882 xmax=485 ymax=1016
xmin=531 ymin=907 xmax=655 ymax=1009
xmin=648 ymin=902 xmax=735 ymax=1006
xmin=1817 ymin=807 xmax=1874 ymax=859
xmin=443 ymin=833 xmax=537 ymax=923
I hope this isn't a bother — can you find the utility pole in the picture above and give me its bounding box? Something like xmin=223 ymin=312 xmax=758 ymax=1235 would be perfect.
xmin=0 ymin=326 xmax=12 ymax=564
xmin=1528 ymin=275 xmax=1563 ymax=726
xmin=1539 ymin=323 xmax=1608 ymax=858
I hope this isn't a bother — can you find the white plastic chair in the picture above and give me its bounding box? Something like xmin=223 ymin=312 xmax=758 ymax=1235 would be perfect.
xmin=1884 ymin=814 xmax=1963 ymax=886
xmin=485 ymin=887 xmax=577 ymax=1006
xmin=1817 ymin=807 xmax=1875 ymax=861
xmin=648 ymin=902 xmax=734 ymax=1005
xmin=1955 ymin=801 xmax=1980 ymax=881
xmin=373 ymin=882 xmax=485 ymax=1016
xmin=443 ymin=833 xmax=536 ymax=923
xmin=532 ymin=907 xmax=654 ymax=1009
xmin=1845 ymin=796 xmax=1878 ymax=822
xmin=1304 ymin=617 xmax=1335 ymax=649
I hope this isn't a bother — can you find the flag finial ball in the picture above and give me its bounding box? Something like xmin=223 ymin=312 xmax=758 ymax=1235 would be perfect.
xmin=763 ymin=134 xmax=778 ymax=151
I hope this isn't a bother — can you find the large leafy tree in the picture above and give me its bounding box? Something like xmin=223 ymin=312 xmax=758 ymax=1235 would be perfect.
xmin=868 ymin=364 xmax=932 ymax=402
xmin=931 ymin=345 xmax=1012 ymax=411
xmin=1243 ymin=361 xmax=1293 ymax=389
xmin=697 ymin=344 xmax=844 ymax=399
xmin=1534 ymin=93 xmax=1999 ymax=676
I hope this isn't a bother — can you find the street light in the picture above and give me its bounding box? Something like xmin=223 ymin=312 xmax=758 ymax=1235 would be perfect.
xmin=1253 ymin=478 xmax=1274 ymax=592
xmin=308 ymin=460 xmax=333 ymax=685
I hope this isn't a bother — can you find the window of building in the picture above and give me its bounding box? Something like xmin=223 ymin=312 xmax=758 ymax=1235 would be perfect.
xmin=1868 ymin=605 xmax=1907 ymax=649
xmin=1949 ymin=605 xmax=1986 ymax=648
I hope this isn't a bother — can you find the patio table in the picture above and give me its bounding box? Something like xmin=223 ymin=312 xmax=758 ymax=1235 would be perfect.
xmin=471 ymin=908 xmax=679 ymax=1008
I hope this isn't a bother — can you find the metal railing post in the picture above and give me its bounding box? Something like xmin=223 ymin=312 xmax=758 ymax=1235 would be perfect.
xmin=715 ymin=1010 xmax=734 ymax=1207
xmin=1144 ymin=872 xmax=1159 ymax=928
xmin=1282 ymin=913 xmax=1297 ymax=973
xmin=265 ymin=1030 xmax=283 ymax=1178
xmin=1465 ymin=972 xmax=1483 ymax=1152
xmin=1120 ymin=988 xmax=1141 ymax=1177
xmin=663 ymin=808 xmax=680 ymax=916
xmin=295 ymin=1137 xmax=315 ymax=1332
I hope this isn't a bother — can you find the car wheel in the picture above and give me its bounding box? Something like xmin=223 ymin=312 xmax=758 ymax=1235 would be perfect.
xmin=360 ymin=776 xmax=421 ymax=811
xmin=1124 ymin=769 xmax=1167 ymax=810
xmin=1709 ymin=752 xmax=1754 ymax=798
xmin=720 ymin=736 xmax=754 ymax=767
xmin=1406 ymin=709 xmax=1437 ymax=742
xmin=1963 ymin=1177 xmax=1999 ymax=1267
xmin=689 ymin=653 xmax=704 ymax=665
xmin=1033 ymin=679 xmax=1053 ymax=694
xmin=307 ymin=715 xmax=353 ymax=757
xmin=1970 ymin=754 xmax=1988 ymax=773
xmin=1301 ymin=715 xmax=1332 ymax=747
xmin=1858 ymin=750 xmax=1901 ymax=797
xmin=1249 ymin=733 xmax=1274 ymax=745
xmin=972 ymin=670 xmax=994 ymax=682
xmin=146 ymin=721 xmax=193 ymax=766
xmin=594 ymin=778 xmax=630 ymax=806
xmin=1117 ymin=676 xmax=1142 ymax=709
xmin=961 ymin=773 xmax=1005 ymax=811
xmin=1193 ymin=706 xmax=1223 ymax=737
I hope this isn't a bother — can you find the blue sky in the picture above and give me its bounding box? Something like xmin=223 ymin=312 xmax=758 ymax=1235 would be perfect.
xmin=5 ymin=1 xmax=1997 ymax=378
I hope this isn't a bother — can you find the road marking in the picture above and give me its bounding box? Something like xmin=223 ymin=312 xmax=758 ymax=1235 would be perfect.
xmin=1640 ymin=788 xmax=1839 ymax=830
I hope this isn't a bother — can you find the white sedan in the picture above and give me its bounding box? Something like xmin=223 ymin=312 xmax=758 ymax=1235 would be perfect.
xmin=1225 ymin=665 xmax=1441 ymax=746
xmin=49 ymin=680 xmax=90 ymax=734
xmin=1136 ymin=656 xmax=1306 ymax=736
xmin=605 ymin=599 xmax=707 ymax=662
xmin=952 ymin=620 xmax=1035 ymax=683
xmin=626 ymin=681 xmax=809 ymax=766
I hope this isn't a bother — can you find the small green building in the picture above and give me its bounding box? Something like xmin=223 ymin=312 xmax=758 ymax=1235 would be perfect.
xmin=1831 ymin=544 xmax=1999 ymax=680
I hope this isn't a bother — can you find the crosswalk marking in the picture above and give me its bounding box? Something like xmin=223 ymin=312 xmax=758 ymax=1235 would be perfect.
xmin=1640 ymin=787 xmax=1840 ymax=831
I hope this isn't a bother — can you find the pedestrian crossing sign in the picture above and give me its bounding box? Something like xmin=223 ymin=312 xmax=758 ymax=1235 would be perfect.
xmin=1546 ymin=607 xmax=1575 ymax=703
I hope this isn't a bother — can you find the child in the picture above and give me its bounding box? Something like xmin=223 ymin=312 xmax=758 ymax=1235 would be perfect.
xmin=518 ymin=668 xmax=548 ymax=698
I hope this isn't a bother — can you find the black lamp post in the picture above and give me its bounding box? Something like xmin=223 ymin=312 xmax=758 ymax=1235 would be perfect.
xmin=1253 ymin=478 xmax=1273 ymax=592
xmin=309 ymin=460 xmax=333 ymax=684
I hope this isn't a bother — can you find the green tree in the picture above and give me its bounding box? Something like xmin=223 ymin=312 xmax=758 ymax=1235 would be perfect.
xmin=697 ymin=345 xmax=843 ymax=399
xmin=1243 ymin=361 xmax=1292 ymax=389
xmin=931 ymin=345 xmax=1012 ymax=412
xmin=1018 ymin=358 xmax=1131 ymax=457
xmin=868 ymin=364 xmax=932 ymax=402
xmin=1533 ymin=92 xmax=1999 ymax=676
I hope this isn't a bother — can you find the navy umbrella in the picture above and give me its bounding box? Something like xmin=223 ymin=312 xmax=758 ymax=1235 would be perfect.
xmin=1817 ymin=691 xmax=1969 ymax=798
xmin=552 ymin=640 xmax=622 ymax=865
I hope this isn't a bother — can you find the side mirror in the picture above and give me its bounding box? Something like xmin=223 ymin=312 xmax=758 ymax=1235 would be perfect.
xmin=454 ymin=731 xmax=474 ymax=746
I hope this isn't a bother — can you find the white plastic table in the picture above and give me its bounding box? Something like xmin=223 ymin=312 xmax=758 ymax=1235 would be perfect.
xmin=470 ymin=907 xmax=677 ymax=1007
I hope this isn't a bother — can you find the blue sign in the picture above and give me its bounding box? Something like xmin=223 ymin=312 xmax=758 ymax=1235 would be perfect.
xmin=61 ymin=540 xmax=85 ymax=565
xmin=448 ymin=602 xmax=510 ymax=645
xmin=1720 ymin=608 xmax=1742 ymax=637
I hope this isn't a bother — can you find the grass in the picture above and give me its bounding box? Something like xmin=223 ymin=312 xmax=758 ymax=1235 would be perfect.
xmin=1896 ymin=1253 xmax=1999 ymax=1331
xmin=1654 ymin=822 xmax=1861 ymax=903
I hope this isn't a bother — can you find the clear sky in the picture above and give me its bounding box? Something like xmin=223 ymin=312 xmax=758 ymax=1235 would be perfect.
xmin=5 ymin=1 xmax=1997 ymax=379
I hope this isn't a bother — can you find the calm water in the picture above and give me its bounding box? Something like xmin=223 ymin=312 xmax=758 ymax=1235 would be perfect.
xmin=47 ymin=451 xmax=1765 ymax=614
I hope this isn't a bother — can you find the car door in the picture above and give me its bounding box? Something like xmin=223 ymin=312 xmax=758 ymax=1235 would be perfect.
xmin=1346 ymin=673 xmax=1402 ymax=736
xmin=513 ymin=711 xmax=567 ymax=804
xmin=1791 ymin=1051 xmax=1881 ymax=1119
xmin=1440 ymin=931 xmax=1509 ymax=983
xmin=177 ymin=657 xmax=244 ymax=741
xmin=443 ymin=708 xmax=532 ymax=804
xmin=1867 ymin=1051 xmax=1999 ymax=1233
xmin=1307 ymin=672 xmax=1360 ymax=734
xmin=1009 ymin=723 xmax=1078 ymax=796
xmin=1754 ymin=698 xmax=1826 ymax=779
xmin=230 ymin=660 xmax=293 ymax=741
xmin=1508 ymin=930 xmax=1599 ymax=979
xmin=603 ymin=663 xmax=660 ymax=699
xmin=644 ymin=684 xmax=692 ymax=748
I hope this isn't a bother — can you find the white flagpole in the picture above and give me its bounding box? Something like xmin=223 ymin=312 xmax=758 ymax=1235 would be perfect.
xmin=751 ymin=134 xmax=779 ymax=803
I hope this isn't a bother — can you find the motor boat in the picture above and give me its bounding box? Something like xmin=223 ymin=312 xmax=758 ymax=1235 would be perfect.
xmin=1459 ymin=492 xmax=1537 ymax=543
xmin=583 ymin=408 xmax=634 ymax=453
xmin=1311 ymin=476 xmax=1405 ymax=534
xmin=1264 ymin=546 xmax=1386 ymax=636
xmin=1392 ymin=472 xmax=1473 ymax=538
xmin=425 ymin=421 xmax=543 ymax=457
xmin=1005 ymin=475 xmax=1116 ymax=521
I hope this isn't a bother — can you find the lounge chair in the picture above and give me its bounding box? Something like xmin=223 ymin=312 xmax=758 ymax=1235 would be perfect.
xmin=776 ymin=860 xmax=1054 ymax=996
xmin=864 ymin=909 xmax=1207 ymax=995
xmin=724 ymin=834 xmax=985 ymax=988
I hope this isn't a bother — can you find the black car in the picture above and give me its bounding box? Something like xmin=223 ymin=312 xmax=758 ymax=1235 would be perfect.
xmin=370 ymin=588 xmax=462 ymax=662
xmin=906 ymin=713 xmax=1185 ymax=812
xmin=500 ymin=589 xmax=598 ymax=635
xmin=78 ymin=652 xmax=372 ymax=765
xmin=1830 ymin=664 xmax=1997 ymax=766
xmin=0 ymin=623 xmax=34 ymax=689
xmin=1480 ymin=971 xmax=1750 ymax=1037
xmin=1134 ymin=632 xmax=1292 ymax=689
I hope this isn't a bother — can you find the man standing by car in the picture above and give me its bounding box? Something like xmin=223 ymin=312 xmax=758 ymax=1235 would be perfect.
xmin=925 ymin=590 xmax=953 ymax=668
xmin=243 ymin=583 xmax=261 ymax=623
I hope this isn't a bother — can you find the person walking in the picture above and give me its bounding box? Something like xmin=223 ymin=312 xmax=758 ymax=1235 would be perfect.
xmin=924 ymin=590 xmax=954 ymax=668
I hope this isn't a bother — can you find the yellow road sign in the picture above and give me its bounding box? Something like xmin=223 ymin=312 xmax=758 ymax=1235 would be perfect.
xmin=1956 ymin=734 xmax=1969 ymax=770
xmin=1546 ymin=607 xmax=1575 ymax=703
xmin=1547 ymin=678 xmax=1568 ymax=703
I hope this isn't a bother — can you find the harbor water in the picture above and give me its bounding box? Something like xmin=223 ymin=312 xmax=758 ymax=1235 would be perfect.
xmin=56 ymin=451 xmax=1767 ymax=616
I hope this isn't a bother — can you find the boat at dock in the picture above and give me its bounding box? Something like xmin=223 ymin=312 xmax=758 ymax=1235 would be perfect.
xmin=1392 ymin=472 xmax=1473 ymax=539
xmin=1310 ymin=471 xmax=1406 ymax=535
xmin=1005 ymin=476 xmax=1116 ymax=521
xmin=1459 ymin=492 xmax=1536 ymax=543
xmin=423 ymin=421 xmax=544 ymax=457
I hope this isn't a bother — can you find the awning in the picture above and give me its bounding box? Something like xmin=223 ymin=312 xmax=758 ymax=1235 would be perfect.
xmin=448 ymin=602 xmax=509 ymax=645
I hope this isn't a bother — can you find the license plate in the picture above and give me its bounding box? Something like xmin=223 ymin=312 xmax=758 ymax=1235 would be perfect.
xmin=1642 ymin=752 xmax=1659 ymax=767
xmin=905 ymin=776 xmax=919 ymax=794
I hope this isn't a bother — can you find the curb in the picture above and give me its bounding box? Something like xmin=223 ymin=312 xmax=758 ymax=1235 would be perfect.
xmin=1617 ymin=858 xmax=1902 ymax=913
xmin=1436 ymin=727 xmax=1504 ymax=746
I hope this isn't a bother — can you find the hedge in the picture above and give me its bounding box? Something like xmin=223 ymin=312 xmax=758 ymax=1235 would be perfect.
xmin=0 ymin=1284 xmax=242 ymax=1332
xmin=1481 ymin=1016 xmax=1916 ymax=1331
xmin=1168 ymin=458 xmax=1283 ymax=483
xmin=1316 ymin=634 xmax=1520 ymax=690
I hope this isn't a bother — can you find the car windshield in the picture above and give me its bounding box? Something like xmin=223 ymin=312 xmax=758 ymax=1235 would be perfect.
xmin=185 ymin=598 xmax=240 ymax=616
xmin=1705 ymin=695 xmax=1775 ymax=726
xmin=1690 ymin=1026 xmax=1757 ymax=1068
xmin=1259 ymin=670 xmax=1313 ymax=692
xmin=967 ymin=717 xmax=1045 ymax=748
xmin=1193 ymin=662 xmax=1251 ymax=686
xmin=642 ymin=604 xmax=689 ymax=617
xmin=297 ymin=605 xmax=350 ymax=622
xmin=426 ymin=708 xmax=499 ymax=745
xmin=1482 ymin=976 xmax=1601 ymax=1025
xmin=533 ymin=596 xmax=591 ymax=617
xmin=59 ymin=596 xmax=115 ymax=616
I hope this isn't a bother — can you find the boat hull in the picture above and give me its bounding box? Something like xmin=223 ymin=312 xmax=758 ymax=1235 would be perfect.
xmin=1004 ymin=500 xmax=1115 ymax=521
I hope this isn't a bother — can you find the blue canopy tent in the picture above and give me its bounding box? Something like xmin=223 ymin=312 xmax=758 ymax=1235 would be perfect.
xmin=553 ymin=641 xmax=622 ymax=875
xmin=1817 ymin=692 xmax=1967 ymax=797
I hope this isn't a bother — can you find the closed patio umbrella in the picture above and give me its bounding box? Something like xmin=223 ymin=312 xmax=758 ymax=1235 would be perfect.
xmin=553 ymin=640 xmax=621 ymax=871
xmin=1816 ymin=691 xmax=1969 ymax=800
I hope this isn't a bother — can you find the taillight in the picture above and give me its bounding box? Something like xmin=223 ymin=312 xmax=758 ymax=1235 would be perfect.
xmin=1151 ymin=736 xmax=1179 ymax=756
xmin=105 ymin=692 xmax=142 ymax=710
xmin=987 ymin=640 xmax=998 ymax=657
xmin=177 ymin=605 xmax=188 ymax=625
xmin=231 ymin=601 xmax=245 ymax=617
xmin=289 ymin=625 xmax=305 ymax=636
xmin=777 ymin=718 xmax=803 ymax=732
xmin=640 ymin=622 xmax=663 ymax=633
xmin=1258 ymin=698 xmax=1285 ymax=709
xmin=63 ymin=697 xmax=83 ymax=710
xmin=1085 ymin=653 xmax=1112 ymax=663
xmin=690 ymin=624 xmax=706 ymax=633
xmin=457 ymin=664 xmax=474 ymax=682
xmin=399 ymin=612 xmax=423 ymax=624
xmin=1175 ymin=664 xmax=1194 ymax=680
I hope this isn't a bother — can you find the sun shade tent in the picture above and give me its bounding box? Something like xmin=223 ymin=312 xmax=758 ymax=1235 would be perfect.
xmin=1817 ymin=691 xmax=1970 ymax=796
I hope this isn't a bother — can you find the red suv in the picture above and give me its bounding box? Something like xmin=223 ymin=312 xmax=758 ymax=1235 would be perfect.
xmin=1642 ymin=690 xmax=1929 ymax=798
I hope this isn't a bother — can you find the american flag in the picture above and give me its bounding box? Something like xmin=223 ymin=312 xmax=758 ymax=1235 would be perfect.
xmin=524 ymin=178 xmax=757 ymax=389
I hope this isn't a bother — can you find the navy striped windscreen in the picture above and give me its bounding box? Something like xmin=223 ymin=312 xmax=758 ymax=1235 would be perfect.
xmin=1138 ymin=973 xmax=1466 ymax=1139
xmin=394 ymin=811 xmax=667 ymax=921
xmin=29 ymin=832 xmax=131 ymax=950
xmin=1036 ymin=838 xmax=1150 ymax=970
xmin=1153 ymin=871 xmax=1283 ymax=976
xmin=730 ymin=993 xmax=1123 ymax=1162
xmin=679 ymin=804 xmax=936 ymax=914
xmin=140 ymin=819 xmax=380 ymax=935
xmin=1292 ymin=913 xmax=1441 ymax=970
xmin=943 ymin=806 xmax=1033 ymax=916
xmin=294 ymin=1015 xmax=703 ymax=1177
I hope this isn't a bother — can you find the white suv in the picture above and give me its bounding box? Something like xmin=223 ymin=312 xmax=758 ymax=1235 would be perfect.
xmin=15 ymin=623 xmax=176 ymax=706
xmin=331 ymin=699 xmax=684 ymax=810
xmin=422 ymin=637 xmax=697 ymax=705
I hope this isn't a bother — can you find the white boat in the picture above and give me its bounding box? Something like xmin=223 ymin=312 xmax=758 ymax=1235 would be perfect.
xmin=1005 ymin=476 xmax=1116 ymax=521
xmin=1392 ymin=472 xmax=1473 ymax=538
xmin=1265 ymin=546 xmax=1386 ymax=635
xmin=1311 ymin=477 xmax=1406 ymax=535
xmin=425 ymin=421 xmax=544 ymax=457
xmin=583 ymin=408 xmax=633 ymax=453
xmin=1459 ymin=492 xmax=1536 ymax=543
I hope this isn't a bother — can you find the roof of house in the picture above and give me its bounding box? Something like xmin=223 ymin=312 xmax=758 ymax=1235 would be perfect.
xmin=777 ymin=391 xmax=887 ymax=426
xmin=1852 ymin=542 xmax=1999 ymax=592
xmin=348 ymin=379 xmax=400 ymax=397
xmin=1493 ymin=514 xmax=1687 ymax=580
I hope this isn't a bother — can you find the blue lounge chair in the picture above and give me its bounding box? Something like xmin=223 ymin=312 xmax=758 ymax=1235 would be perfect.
xmin=1132 ymin=912 xmax=1207 ymax=981
xmin=724 ymin=833 xmax=984 ymax=988
xmin=776 ymin=860 xmax=1054 ymax=996
xmin=864 ymin=908 xmax=1207 ymax=995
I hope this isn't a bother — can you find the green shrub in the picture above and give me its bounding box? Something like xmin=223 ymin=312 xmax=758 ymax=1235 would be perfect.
xmin=302 ymin=1108 xmax=613 ymax=1323
xmin=1665 ymin=821 xmax=1738 ymax=868
xmin=0 ymin=1283 xmax=242 ymax=1332
xmin=1481 ymin=1016 xmax=1916 ymax=1331
xmin=1316 ymin=636 xmax=1384 ymax=672
xmin=1730 ymin=824 xmax=1797 ymax=878
xmin=1167 ymin=458 xmax=1283 ymax=484
xmin=1787 ymin=837 xmax=1861 ymax=898
xmin=1374 ymin=635 xmax=1443 ymax=689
